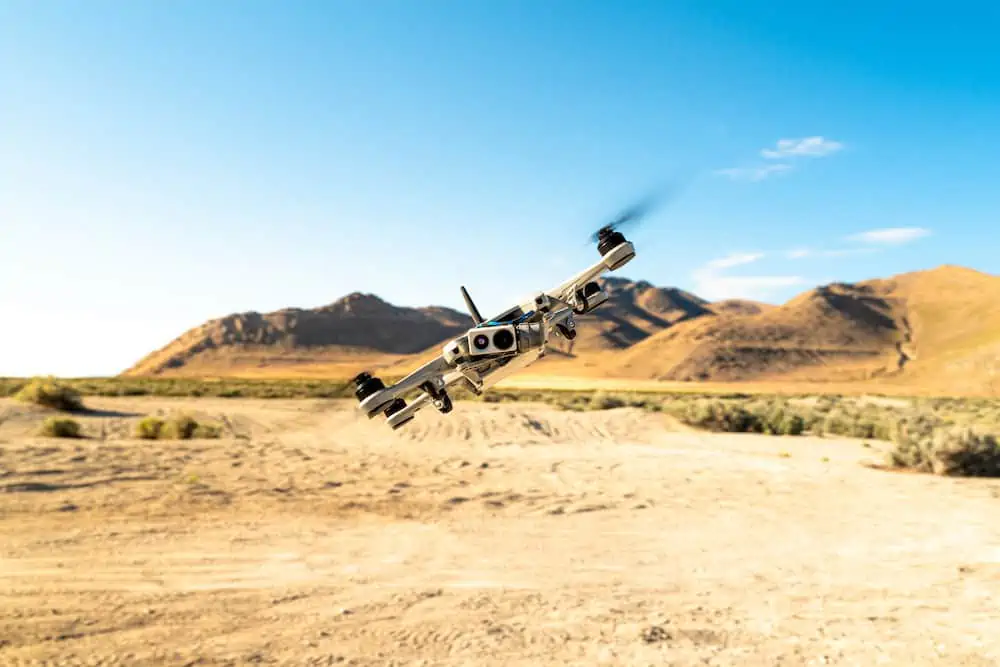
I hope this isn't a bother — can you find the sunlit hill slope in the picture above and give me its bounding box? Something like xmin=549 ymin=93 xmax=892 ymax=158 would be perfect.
xmin=122 ymin=266 xmax=1000 ymax=395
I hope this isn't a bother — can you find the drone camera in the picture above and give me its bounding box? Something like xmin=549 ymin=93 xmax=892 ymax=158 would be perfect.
xmin=467 ymin=324 xmax=518 ymax=357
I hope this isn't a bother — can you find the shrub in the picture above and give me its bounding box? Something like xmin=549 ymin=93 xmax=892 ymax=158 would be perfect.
xmin=136 ymin=414 xmax=222 ymax=440
xmin=39 ymin=416 xmax=82 ymax=438
xmin=888 ymin=421 xmax=1000 ymax=477
xmin=14 ymin=376 xmax=84 ymax=411
xmin=674 ymin=400 xmax=758 ymax=433
xmin=135 ymin=416 xmax=165 ymax=440
xmin=589 ymin=391 xmax=626 ymax=410
xmin=779 ymin=413 xmax=806 ymax=436
xmin=160 ymin=414 xmax=199 ymax=440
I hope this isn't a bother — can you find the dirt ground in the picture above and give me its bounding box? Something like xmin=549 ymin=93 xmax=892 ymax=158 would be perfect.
xmin=2 ymin=397 xmax=999 ymax=666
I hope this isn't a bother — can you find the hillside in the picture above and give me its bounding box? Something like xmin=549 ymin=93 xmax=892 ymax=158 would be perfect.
xmin=614 ymin=265 xmax=1000 ymax=393
xmin=123 ymin=266 xmax=1000 ymax=394
xmin=123 ymin=293 xmax=470 ymax=377
xmin=552 ymin=276 xmax=711 ymax=354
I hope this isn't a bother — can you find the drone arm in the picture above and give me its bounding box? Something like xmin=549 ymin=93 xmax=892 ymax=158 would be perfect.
xmin=545 ymin=241 xmax=636 ymax=303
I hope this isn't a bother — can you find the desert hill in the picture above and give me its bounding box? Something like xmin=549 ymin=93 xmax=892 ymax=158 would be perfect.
xmin=615 ymin=265 xmax=1000 ymax=392
xmin=123 ymin=293 xmax=470 ymax=378
xmin=123 ymin=266 xmax=1000 ymax=394
xmin=556 ymin=276 xmax=712 ymax=353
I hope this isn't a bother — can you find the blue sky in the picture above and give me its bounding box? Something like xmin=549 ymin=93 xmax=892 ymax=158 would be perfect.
xmin=3 ymin=0 xmax=999 ymax=376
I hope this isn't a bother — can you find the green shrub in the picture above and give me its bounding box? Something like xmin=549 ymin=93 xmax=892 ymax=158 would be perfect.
xmin=39 ymin=416 xmax=82 ymax=438
xmin=779 ymin=413 xmax=806 ymax=436
xmin=888 ymin=421 xmax=1000 ymax=477
xmin=589 ymin=391 xmax=626 ymax=410
xmin=14 ymin=376 xmax=84 ymax=411
xmin=160 ymin=414 xmax=198 ymax=440
xmin=135 ymin=416 xmax=165 ymax=439
xmin=134 ymin=414 xmax=222 ymax=440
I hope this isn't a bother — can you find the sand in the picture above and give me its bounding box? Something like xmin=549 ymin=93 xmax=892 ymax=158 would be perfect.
xmin=2 ymin=397 xmax=999 ymax=665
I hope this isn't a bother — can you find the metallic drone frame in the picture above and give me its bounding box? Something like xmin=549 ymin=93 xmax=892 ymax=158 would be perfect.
xmin=356 ymin=238 xmax=636 ymax=429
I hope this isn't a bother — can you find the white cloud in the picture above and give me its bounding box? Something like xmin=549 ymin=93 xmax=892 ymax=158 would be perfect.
xmin=761 ymin=136 xmax=844 ymax=159
xmin=713 ymin=164 xmax=792 ymax=182
xmin=846 ymin=227 xmax=931 ymax=245
xmin=692 ymin=251 xmax=805 ymax=300
xmin=786 ymin=246 xmax=880 ymax=259
xmin=705 ymin=252 xmax=765 ymax=270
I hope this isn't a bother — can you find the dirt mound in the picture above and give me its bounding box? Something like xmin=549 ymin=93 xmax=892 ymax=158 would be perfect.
xmin=123 ymin=293 xmax=469 ymax=377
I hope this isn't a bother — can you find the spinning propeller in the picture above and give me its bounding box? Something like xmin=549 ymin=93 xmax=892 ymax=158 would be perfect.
xmin=588 ymin=183 xmax=680 ymax=251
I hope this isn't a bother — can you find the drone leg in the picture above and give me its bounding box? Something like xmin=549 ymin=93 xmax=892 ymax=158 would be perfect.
xmin=420 ymin=380 xmax=454 ymax=414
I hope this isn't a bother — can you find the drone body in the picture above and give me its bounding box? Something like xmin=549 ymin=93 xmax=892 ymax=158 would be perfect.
xmin=353 ymin=219 xmax=639 ymax=430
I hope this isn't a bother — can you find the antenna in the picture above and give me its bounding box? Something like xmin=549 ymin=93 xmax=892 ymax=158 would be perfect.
xmin=460 ymin=286 xmax=484 ymax=325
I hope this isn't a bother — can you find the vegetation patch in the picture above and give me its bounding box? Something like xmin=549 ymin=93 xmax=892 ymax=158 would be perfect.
xmin=39 ymin=416 xmax=83 ymax=438
xmin=4 ymin=375 xmax=999 ymax=477
xmin=13 ymin=376 xmax=85 ymax=411
xmin=135 ymin=414 xmax=223 ymax=440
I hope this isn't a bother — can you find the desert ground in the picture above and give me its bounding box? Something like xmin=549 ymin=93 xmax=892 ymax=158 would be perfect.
xmin=2 ymin=396 xmax=1000 ymax=666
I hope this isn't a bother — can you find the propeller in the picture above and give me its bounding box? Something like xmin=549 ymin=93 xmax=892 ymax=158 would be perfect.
xmin=587 ymin=183 xmax=679 ymax=245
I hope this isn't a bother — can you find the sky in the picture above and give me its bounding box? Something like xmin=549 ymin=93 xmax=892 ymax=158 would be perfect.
xmin=3 ymin=0 xmax=1000 ymax=377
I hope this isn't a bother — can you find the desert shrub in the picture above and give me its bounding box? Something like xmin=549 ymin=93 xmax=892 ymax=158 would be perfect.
xmin=14 ymin=376 xmax=84 ymax=411
xmin=160 ymin=414 xmax=199 ymax=439
xmin=589 ymin=391 xmax=626 ymax=410
xmin=779 ymin=413 xmax=806 ymax=436
xmin=673 ymin=400 xmax=759 ymax=433
xmin=135 ymin=416 xmax=165 ymax=439
xmin=888 ymin=418 xmax=1000 ymax=477
xmin=135 ymin=414 xmax=222 ymax=440
xmin=39 ymin=416 xmax=82 ymax=438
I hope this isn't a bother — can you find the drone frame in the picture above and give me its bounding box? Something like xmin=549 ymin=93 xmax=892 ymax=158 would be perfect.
xmin=353 ymin=230 xmax=636 ymax=430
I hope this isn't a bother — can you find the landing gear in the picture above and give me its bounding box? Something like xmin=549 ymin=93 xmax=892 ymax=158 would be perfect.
xmin=385 ymin=397 xmax=414 ymax=430
xmin=420 ymin=381 xmax=453 ymax=414
xmin=556 ymin=323 xmax=577 ymax=340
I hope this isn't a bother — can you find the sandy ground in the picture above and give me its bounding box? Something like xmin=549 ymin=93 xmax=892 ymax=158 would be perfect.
xmin=2 ymin=397 xmax=999 ymax=666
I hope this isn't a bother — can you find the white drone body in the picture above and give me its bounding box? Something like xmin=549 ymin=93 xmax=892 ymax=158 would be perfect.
xmin=353 ymin=227 xmax=637 ymax=430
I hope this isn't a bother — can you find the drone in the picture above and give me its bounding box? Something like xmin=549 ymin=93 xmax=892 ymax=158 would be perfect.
xmin=351 ymin=195 xmax=658 ymax=430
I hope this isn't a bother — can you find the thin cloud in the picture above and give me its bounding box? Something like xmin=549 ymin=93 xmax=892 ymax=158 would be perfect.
xmin=786 ymin=246 xmax=880 ymax=259
xmin=713 ymin=164 xmax=792 ymax=182
xmin=693 ymin=251 xmax=805 ymax=300
xmin=761 ymin=136 xmax=844 ymax=159
xmin=847 ymin=227 xmax=932 ymax=245
xmin=705 ymin=252 xmax=765 ymax=270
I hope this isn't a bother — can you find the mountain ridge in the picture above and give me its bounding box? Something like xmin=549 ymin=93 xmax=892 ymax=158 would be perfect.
xmin=121 ymin=264 xmax=1000 ymax=394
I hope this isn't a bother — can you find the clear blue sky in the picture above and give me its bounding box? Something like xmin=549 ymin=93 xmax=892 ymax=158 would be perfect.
xmin=3 ymin=0 xmax=999 ymax=376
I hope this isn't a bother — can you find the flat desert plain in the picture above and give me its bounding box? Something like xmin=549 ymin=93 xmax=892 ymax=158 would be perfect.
xmin=2 ymin=397 xmax=1000 ymax=666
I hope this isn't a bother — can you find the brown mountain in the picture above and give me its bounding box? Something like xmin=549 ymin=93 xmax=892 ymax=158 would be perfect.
xmin=556 ymin=276 xmax=712 ymax=353
xmin=124 ymin=266 xmax=1000 ymax=394
xmin=123 ymin=293 xmax=470 ymax=377
xmin=614 ymin=265 xmax=1000 ymax=393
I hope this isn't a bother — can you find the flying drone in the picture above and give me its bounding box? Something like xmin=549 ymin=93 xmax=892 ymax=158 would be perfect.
xmin=351 ymin=195 xmax=659 ymax=430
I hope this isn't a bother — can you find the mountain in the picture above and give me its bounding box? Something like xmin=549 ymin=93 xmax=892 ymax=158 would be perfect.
xmin=614 ymin=265 xmax=1000 ymax=393
xmin=122 ymin=293 xmax=470 ymax=377
xmin=554 ymin=276 xmax=712 ymax=353
xmin=123 ymin=266 xmax=1000 ymax=395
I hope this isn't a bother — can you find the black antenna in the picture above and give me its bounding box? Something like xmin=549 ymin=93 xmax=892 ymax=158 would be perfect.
xmin=460 ymin=286 xmax=484 ymax=325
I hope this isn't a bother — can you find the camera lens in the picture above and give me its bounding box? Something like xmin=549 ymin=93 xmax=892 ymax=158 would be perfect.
xmin=492 ymin=329 xmax=515 ymax=350
xmin=473 ymin=334 xmax=489 ymax=350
